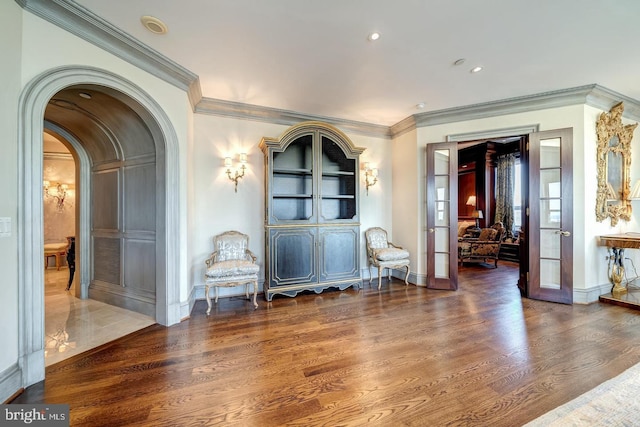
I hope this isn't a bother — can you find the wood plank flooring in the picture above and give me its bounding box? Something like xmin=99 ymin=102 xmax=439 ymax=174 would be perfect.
xmin=12 ymin=262 xmax=640 ymax=426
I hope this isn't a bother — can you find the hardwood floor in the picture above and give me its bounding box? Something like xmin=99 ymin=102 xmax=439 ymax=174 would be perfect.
xmin=12 ymin=263 xmax=640 ymax=426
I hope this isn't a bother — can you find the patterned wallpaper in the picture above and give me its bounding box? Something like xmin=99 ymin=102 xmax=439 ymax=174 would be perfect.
xmin=43 ymin=155 xmax=75 ymax=245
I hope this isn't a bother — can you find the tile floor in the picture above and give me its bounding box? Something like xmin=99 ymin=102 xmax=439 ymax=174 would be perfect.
xmin=45 ymin=268 xmax=155 ymax=366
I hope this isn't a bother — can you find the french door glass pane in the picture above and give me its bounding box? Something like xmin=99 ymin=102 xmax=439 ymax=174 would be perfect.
xmin=540 ymin=259 xmax=561 ymax=289
xmin=435 ymin=228 xmax=449 ymax=252
xmin=435 ymin=253 xmax=449 ymax=278
xmin=434 ymin=149 xmax=450 ymax=174
xmin=540 ymin=229 xmax=561 ymax=259
xmin=540 ymin=138 xmax=560 ymax=168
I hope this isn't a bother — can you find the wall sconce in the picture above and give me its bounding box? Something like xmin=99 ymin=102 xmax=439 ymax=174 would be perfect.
xmin=43 ymin=180 xmax=69 ymax=211
xmin=364 ymin=162 xmax=378 ymax=195
xmin=225 ymin=153 xmax=247 ymax=193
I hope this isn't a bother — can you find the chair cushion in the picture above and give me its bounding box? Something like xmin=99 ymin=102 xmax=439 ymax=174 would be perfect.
xmin=471 ymin=243 xmax=499 ymax=256
xmin=205 ymin=260 xmax=259 ymax=278
xmin=375 ymin=247 xmax=410 ymax=261
xmin=477 ymin=228 xmax=498 ymax=241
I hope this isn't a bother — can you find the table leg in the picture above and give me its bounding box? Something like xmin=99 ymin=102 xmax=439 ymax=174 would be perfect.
xmin=608 ymin=247 xmax=627 ymax=296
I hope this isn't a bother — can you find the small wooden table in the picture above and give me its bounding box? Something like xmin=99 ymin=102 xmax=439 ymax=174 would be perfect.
xmin=598 ymin=234 xmax=640 ymax=310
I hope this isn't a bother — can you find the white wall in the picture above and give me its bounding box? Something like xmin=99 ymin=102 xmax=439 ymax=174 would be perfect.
xmin=0 ymin=0 xmax=23 ymax=396
xmin=190 ymin=115 xmax=394 ymax=300
xmin=20 ymin=11 xmax=192 ymax=299
xmin=391 ymin=128 xmax=421 ymax=279
xmin=391 ymin=104 xmax=640 ymax=299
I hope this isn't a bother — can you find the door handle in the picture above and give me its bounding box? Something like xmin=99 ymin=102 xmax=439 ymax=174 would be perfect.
xmin=428 ymin=228 xmax=435 ymax=233
xmin=556 ymin=230 xmax=571 ymax=237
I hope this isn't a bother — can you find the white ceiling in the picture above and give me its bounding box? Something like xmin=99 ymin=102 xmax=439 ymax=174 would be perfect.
xmin=74 ymin=0 xmax=640 ymax=126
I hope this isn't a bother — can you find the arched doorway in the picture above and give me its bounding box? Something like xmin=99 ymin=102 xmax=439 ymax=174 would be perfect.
xmin=18 ymin=66 xmax=181 ymax=387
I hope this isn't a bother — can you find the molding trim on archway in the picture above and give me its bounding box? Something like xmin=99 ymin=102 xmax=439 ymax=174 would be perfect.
xmin=17 ymin=65 xmax=182 ymax=388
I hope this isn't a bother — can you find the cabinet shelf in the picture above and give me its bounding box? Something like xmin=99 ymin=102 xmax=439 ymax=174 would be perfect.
xmin=322 ymin=171 xmax=355 ymax=177
xmin=322 ymin=195 xmax=355 ymax=200
xmin=274 ymin=168 xmax=313 ymax=176
xmin=273 ymin=194 xmax=313 ymax=199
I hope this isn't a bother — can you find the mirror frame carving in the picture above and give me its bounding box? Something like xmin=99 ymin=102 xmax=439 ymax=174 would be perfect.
xmin=595 ymin=102 xmax=638 ymax=226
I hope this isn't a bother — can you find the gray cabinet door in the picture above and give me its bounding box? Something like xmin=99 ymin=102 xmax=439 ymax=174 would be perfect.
xmin=318 ymin=226 xmax=359 ymax=282
xmin=268 ymin=227 xmax=317 ymax=288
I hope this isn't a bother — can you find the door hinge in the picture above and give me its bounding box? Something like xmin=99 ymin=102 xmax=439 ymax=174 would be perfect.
xmin=526 ymin=207 xmax=530 ymax=216
xmin=526 ymin=272 xmax=529 ymax=282
xmin=526 ymin=142 xmax=529 ymax=151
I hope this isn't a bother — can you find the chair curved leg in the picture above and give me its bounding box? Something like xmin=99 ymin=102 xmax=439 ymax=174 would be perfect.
xmin=252 ymin=281 xmax=258 ymax=309
xmin=369 ymin=264 xmax=373 ymax=283
xmin=378 ymin=266 xmax=383 ymax=290
xmin=245 ymin=283 xmax=249 ymax=299
xmin=215 ymin=286 xmax=219 ymax=304
xmin=404 ymin=265 xmax=410 ymax=285
xmin=205 ymin=284 xmax=212 ymax=315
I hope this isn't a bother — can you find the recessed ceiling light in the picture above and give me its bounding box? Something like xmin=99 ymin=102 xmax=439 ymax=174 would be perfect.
xmin=78 ymin=92 xmax=92 ymax=99
xmin=141 ymin=15 xmax=168 ymax=35
xmin=470 ymin=66 xmax=483 ymax=73
xmin=454 ymin=58 xmax=466 ymax=66
xmin=368 ymin=32 xmax=380 ymax=41
xmin=416 ymin=102 xmax=426 ymax=109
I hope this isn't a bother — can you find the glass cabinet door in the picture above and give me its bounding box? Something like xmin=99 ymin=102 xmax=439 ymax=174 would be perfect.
xmin=319 ymin=135 xmax=357 ymax=222
xmin=271 ymin=134 xmax=315 ymax=223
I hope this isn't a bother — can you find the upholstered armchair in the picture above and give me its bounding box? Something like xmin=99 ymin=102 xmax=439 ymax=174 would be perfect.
xmin=204 ymin=231 xmax=260 ymax=314
xmin=458 ymin=223 xmax=505 ymax=268
xmin=365 ymin=227 xmax=411 ymax=289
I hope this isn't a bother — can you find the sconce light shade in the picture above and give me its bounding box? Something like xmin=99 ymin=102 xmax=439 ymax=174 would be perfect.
xmin=466 ymin=195 xmax=476 ymax=206
xmin=471 ymin=209 xmax=483 ymax=228
xmin=630 ymin=180 xmax=640 ymax=200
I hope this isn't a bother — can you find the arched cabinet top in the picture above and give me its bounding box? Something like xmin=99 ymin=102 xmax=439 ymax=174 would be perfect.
xmin=260 ymin=121 xmax=365 ymax=157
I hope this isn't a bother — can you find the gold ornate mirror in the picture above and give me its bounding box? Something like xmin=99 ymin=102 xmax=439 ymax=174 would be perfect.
xmin=595 ymin=102 xmax=638 ymax=226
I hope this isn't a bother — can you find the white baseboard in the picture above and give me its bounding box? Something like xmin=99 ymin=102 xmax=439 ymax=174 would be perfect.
xmin=0 ymin=363 xmax=22 ymax=403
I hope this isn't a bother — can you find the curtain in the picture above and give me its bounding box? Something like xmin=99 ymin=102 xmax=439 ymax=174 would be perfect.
xmin=494 ymin=154 xmax=515 ymax=237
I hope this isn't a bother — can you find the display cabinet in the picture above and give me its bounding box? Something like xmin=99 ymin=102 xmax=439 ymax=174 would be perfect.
xmin=260 ymin=122 xmax=364 ymax=300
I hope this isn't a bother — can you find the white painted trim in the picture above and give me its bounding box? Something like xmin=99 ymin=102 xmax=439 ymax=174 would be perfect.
xmin=196 ymin=97 xmax=391 ymax=139
xmin=573 ymin=282 xmax=612 ymax=304
xmin=17 ymin=65 xmax=181 ymax=389
xmin=446 ymin=125 xmax=540 ymax=142
xmin=0 ymin=364 xmax=22 ymax=403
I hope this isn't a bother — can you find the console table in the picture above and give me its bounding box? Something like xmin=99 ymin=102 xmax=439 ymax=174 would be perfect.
xmin=598 ymin=234 xmax=640 ymax=310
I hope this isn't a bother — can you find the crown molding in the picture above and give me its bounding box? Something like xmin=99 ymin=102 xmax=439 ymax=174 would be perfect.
xmin=15 ymin=0 xmax=202 ymax=109
xmin=390 ymin=84 xmax=640 ymax=138
xmin=196 ymin=97 xmax=391 ymax=139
